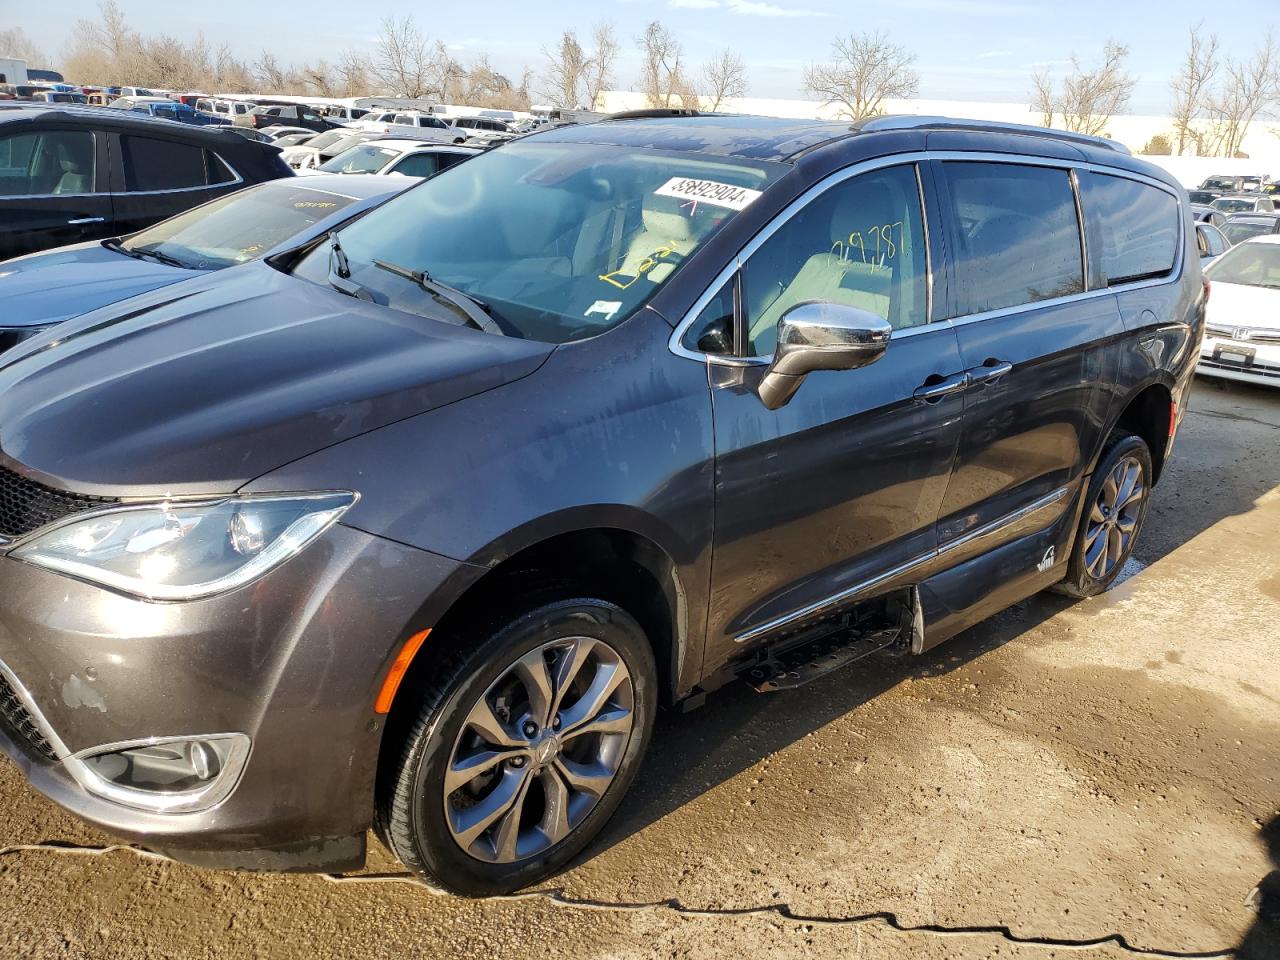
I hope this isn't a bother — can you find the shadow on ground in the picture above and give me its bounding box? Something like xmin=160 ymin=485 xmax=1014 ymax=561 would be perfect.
xmin=1236 ymin=815 xmax=1280 ymax=959
xmin=588 ymin=376 xmax=1280 ymax=864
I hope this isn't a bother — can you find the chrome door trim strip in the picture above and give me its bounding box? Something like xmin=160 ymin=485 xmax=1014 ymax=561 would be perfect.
xmin=937 ymin=485 xmax=1071 ymax=557
xmin=732 ymin=483 xmax=1073 ymax=646
xmin=733 ymin=550 xmax=936 ymax=645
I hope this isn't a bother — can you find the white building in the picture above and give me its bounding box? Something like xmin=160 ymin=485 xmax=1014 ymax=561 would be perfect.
xmin=0 ymin=57 xmax=28 ymax=86
xmin=599 ymin=91 xmax=1280 ymax=185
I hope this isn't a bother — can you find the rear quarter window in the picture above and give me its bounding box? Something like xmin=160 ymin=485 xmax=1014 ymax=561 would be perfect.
xmin=1078 ymin=172 xmax=1180 ymax=286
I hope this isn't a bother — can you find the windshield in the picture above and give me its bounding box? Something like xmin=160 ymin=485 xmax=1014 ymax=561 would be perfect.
xmin=1222 ymin=219 xmax=1274 ymax=244
xmin=1207 ymin=242 xmax=1280 ymax=289
xmin=293 ymin=140 xmax=785 ymax=343
xmin=305 ymin=130 xmax=349 ymax=151
xmin=319 ymin=143 xmax=399 ymax=174
xmin=1213 ymin=197 xmax=1256 ymax=212
xmin=123 ymin=183 xmax=358 ymax=269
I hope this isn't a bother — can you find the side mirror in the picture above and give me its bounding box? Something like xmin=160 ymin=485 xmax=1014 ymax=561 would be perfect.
xmin=757 ymin=302 xmax=893 ymax=409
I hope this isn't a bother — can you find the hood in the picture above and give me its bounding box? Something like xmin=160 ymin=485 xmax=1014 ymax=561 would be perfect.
xmin=0 ymin=263 xmax=553 ymax=497
xmin=1205 ymin=280 xmax=1280 ymax=332
xmin=0 ymin=242 xmax=199 ymax=327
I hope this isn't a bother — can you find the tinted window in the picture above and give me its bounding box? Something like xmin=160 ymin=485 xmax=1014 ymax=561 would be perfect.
xmin=391 ymin=153 xmax=440 ymax=178
xmin=1079 ymin=172 xmax=1180 ymax=286
xmin=206 ymin=151 xmax=235 ymax=185
xmin=437 ymin=152 xmax=469 ymax=171
xmin=939 ymin=162 xmax=1083 ymax=317
xmin=0 ymin=130 xmax=98 ymax=196
xmin=744 ymin=163 xmax=928 ymax=357
xmin=121 ymin=136 xmax=209 ymax=191
xmin=1222 ymin=218 xmax=1274 ymax=245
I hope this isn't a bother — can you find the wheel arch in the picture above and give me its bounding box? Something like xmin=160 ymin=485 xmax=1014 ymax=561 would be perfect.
xmin=1096 ymin=378 xmax=1176 ymax=484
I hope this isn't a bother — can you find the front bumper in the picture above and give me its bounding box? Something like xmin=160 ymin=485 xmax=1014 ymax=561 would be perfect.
xmin=0 ymin=522 xmax=470 ymax=871
xmin=1197 ymin=334 xmax=1280 ymax=387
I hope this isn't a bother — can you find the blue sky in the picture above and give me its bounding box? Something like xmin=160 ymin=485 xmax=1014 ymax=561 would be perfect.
xmin=17 ymin=0 xmax=1279 ymax=113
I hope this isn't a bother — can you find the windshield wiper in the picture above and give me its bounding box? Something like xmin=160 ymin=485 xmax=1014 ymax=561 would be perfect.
xmin=325 ymin=232 xmax=373 ymax=301
xmin=371 ymin=258 xmax=504 ymax=336
xmin=103 ymin=237 xmax=189 ymax=269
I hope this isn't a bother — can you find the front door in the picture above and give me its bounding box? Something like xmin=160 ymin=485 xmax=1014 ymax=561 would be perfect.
xmin=0 ymin=126 xmax=114 ymax=259
xmin=108 ymin=132 xmax=225 ymax=235
xmin=701 ymin=161 xmax=966 ymax=674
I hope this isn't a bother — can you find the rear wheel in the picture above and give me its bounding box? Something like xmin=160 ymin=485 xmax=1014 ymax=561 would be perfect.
xmin=1055 ymin=432 xmax=1152 ymax=598
xmin=378 ymin=598 xmax=656 ymax=895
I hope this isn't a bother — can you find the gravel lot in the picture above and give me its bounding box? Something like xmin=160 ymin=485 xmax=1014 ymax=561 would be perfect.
xmin=1 ymin=377 xmax=1277 ymax=960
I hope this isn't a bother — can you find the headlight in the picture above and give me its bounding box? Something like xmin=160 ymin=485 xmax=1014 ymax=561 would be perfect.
xmin=10 ymin=492 xmax=355 ymax=601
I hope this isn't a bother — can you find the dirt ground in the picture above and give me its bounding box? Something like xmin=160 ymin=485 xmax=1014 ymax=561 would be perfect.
xmin=1 ymin=377 xmax=1277 ymax=960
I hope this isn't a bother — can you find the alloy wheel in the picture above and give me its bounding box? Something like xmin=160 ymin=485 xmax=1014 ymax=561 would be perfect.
xmin=1083 ymin=455 xmax=1146 ymax=580
xmin=443 ymin=636 xmax=635 ymax=863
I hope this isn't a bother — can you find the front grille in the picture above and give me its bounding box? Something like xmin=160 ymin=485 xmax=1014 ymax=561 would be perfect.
xmin=0 ymin=671 xmax=57 ymax=762
xmin=0 ymin=464 xmax=117 ymax=540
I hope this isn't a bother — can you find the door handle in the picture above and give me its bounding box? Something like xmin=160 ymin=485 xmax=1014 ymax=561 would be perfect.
xmin=967 ymin=360 xmax=1013 ymax=386
xmin=913 ymin=373 xmax=970 ymax=403
xmin=66 ymin=216 xmax=105 ymax=225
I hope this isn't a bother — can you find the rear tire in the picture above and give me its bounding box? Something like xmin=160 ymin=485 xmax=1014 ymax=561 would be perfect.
xmin=377 ymin=598 xmax=656 ymax=896
xmin=1055 ymin=432 xmax=1152 ymax=598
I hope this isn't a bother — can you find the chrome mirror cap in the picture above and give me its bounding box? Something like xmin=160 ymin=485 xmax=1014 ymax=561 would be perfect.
xmin=759 ymin=302 xmax=893 ymax=409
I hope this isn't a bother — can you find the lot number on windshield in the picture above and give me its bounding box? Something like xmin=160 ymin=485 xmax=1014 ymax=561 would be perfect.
xmin=655 ymin=177 xmax=763 ymax=211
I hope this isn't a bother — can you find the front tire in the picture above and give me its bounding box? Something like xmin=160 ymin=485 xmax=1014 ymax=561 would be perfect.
xmin=1055 ymin=432 xmax=1152 ymax=598
xmin=378 ymin=599 xmax=656 ymax=896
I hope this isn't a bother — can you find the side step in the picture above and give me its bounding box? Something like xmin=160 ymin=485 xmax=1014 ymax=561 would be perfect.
xmin=741 ymin=624 xmax=903 ymax=692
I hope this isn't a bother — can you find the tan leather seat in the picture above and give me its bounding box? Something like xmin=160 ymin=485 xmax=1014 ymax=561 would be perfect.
xmin=748 ymin=189 xmax=902 ymax=354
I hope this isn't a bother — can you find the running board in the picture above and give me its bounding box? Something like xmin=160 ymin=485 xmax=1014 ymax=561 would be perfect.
xmin=740 ymin=625 xmax=903 ymax=693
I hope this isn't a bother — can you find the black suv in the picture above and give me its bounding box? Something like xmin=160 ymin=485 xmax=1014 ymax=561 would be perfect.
xmin=0 ymin=104 xmax=293 ymax=258
xmin=0 ymin=115 xmax=1202 ymax=896
xmin=244 ymin=103 xmax=342 ymax=133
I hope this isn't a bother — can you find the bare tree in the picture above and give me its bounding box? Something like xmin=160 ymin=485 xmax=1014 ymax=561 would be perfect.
xmin=1204 ymin=33 xmax=1280 ymax=158
xmin=0 ymin=27 xmax=48 ymax=68
xmin=254 ymin=51 xmax=292 ymax=92
xmin=583 ymin=23 xmax=619 ymax=111
xmin=370 ymin=15 xmax=433 ymax=99
xmin=638 ymin=21 xmax=697 ymax=108
xmin=335 ymin=50 xmax=369 ymax=98
xmin=1057 ymin=41 xmax=1135 ymax=137
xmin=1170 ymin=25 xmax=1220 ymax=155
xmin=542 ymin=30 xmax=589 ymax=109
xmin=1030 ymin=66 xmax=1056 ymax=127
xmin=802 ymin=32 xmax=919 ymax=121
xmin=703 ymin=48 xmax=748 ymax=111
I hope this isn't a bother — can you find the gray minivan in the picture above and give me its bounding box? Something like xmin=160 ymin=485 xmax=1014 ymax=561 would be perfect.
xmin=0 ymin=114 xmax=1203 ymax=895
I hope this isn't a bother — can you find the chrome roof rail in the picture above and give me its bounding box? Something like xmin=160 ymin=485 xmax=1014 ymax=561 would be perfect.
xmin=852 ymin=115 xmax=1132 ymax=155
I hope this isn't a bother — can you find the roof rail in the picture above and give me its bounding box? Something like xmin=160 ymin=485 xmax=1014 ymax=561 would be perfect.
xmin=606 ymin=108 xmax=703 ymax=121
xmin=852 ymin=115 xmax=1132 ymax=155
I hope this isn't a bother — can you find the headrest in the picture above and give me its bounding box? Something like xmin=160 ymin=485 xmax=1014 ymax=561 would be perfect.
xmin=641 ymin=202 xmax=694 ymax=243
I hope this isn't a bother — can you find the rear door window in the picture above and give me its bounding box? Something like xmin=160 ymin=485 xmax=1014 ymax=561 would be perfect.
xmin=937 ymin=161 xmax=1084 ymax=317
xmin=121 ymin=135 xmax=210 ymax=191
xmin=1077 ymin=172 xmax=1180 ymax=286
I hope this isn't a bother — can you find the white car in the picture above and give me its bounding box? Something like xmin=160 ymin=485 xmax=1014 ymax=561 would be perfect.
xmin=452 ymin=116 xmax=513 ymax=143
xmin=305 ymin=139 xmax=480 ymax=178
xmin=279 ymin=129 xmax=378 ymax=171
xmin=1198 ymin=235 xmax=1280 ymax=388
xmin=353 ymin=111 xmax=462 ymax=143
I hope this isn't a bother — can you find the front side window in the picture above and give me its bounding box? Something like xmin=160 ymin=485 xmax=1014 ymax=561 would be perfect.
xmin=121 ymin=135 xmax=208 ymax=191
xmin=939 ymin=161 xmax=1083 ymax=317
xmin=390 ymin=153 xmax=441 ymax=178
xmin=744 ymin=164 xmax=928 ymax=357
xmin=1079 ymin=172 xmax=1180 ymax=286
xmin=0 ymin=130 xmax=98 ymax=196
xmin=294 ymin=141 xmax=785 ymax=344
xmin=122 ymin=183 xmax=357 ymax=269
